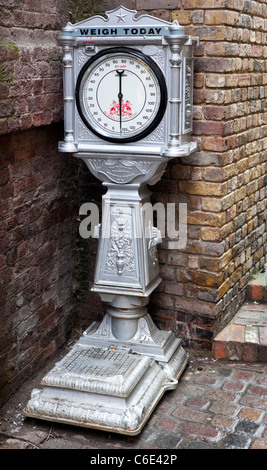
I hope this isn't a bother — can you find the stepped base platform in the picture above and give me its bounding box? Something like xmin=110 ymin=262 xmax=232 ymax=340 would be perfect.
xmin=24 ymin=332 xmax=188 ymax=435
xmin=213 ymin=302 xmax=267 ymax=362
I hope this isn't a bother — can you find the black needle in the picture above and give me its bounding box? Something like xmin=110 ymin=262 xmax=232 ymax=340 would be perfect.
xmin=116 ymin=69 xmax=125 ymax=133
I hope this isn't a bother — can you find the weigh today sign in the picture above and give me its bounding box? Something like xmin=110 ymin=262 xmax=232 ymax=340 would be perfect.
xmin=64 ymin=26 xmax=184 ymax=37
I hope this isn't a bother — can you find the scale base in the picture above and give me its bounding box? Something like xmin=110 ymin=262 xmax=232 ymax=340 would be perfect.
xmin=80 ymin=313 xmax=183 ymax=362
xmin=24 ymin=334 xmax=188 ymax=435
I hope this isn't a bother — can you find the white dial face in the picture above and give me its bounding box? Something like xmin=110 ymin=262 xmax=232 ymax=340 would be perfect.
xmin=76 ymin=48 xmax=167 ymax=143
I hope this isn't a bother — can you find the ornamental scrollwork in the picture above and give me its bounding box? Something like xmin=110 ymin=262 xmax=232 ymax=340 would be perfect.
xmin=106 ymin=215 xmax=135 ymax=275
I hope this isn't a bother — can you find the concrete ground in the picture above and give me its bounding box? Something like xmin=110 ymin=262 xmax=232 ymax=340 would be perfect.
xmin=0 ymin=343 xmax=267 ymax=451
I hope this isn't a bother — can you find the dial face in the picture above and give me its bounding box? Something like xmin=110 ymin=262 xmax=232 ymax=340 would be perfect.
xmin=76 ymin=47 xmax=167 ymax=143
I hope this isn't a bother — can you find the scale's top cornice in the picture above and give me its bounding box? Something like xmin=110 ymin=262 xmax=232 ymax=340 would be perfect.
xmin=61 ymin=5 xmax=185 ymax=35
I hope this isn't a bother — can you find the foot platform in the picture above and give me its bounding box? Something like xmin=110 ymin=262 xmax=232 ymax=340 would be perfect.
xmin=24 ymin=335 xmax=188 ymax=435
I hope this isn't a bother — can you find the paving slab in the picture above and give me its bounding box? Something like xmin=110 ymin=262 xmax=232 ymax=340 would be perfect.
xmin=213 ymin=302 xmax=267 ymax=362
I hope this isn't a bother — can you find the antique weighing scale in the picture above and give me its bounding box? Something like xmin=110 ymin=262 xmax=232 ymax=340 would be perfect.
xmin=24 ymin=6 xmax=198 ymax=435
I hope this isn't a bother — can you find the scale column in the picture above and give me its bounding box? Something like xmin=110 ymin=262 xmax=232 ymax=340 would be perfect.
xmin=57 ymin=36 xmax=77 ymax=153
xmin=164 ymin=35 xmax=187 ymax=157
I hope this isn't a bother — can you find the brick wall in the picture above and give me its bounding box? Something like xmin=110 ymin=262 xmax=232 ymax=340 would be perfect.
xmin=0 ymin=0 xmax=78 ymax=406
xmin=149 ymin=0 xmax=267 ymax=350
xmin=0 ymin=125 xmax=78 ymax=404
xmin=0 ymin=0 xmax=70 ymax=134
xmin=90 ymin=0 xmax=267 ymax=351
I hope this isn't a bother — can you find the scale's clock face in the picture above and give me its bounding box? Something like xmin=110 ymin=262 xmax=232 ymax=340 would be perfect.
xmin=76 ymin=47 xmax=167 ymax=143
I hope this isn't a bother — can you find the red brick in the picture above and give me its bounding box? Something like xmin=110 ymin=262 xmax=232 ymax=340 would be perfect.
xmin=239 ymin=394 xmax=267 ymax=411
xmin=204 ymin=106 xmax=225 ymax=121
xmin=186 ymin=397 xmax=210 ymax=409
xmin=250 ymin=439 xmax=267 ymax=449
xmin=195 ymin=375 xmax=217 ymax=386
xmin=182 ymin=422 xmax=220 ymax=440
xmin=209 ymin=401 xmax=239 ymax=416
xmin=213 ymin=341 xmax=227 ymax=359
xmin=243 ymin=342 xmax=259 ymax=363
xmin=182 ymin=0 xmax=227 ymax=7
xmin=223 ymin=381 xmax=245 ymax=392
xmin=193 ymin=120 xmax=225 ymax=136
xmin=164 ymin=283 xmax=184 ymax=296
xmin=202 ymin=136 xmax=228 ymax=152
xmin=205 ymin=10 xmax=227 ymax=25
xmin=238 ymin=408 xmax=263 ymax=421
xmin=172 ymin=406 xmax=206 ymax=423
xmin=137 ymin=0 xmax=180 ymax=8
xmin=248 ymin=385 xmax=267 ymax=397
xmin=211 ymin=415 xmax=236 ymax=429
xmin=229 ymin=324 xmax=245 ymax=343
xmin=257 ymin=375 xmax=267 ymax=386
xmin=155 ymin=417 xmax=178 ymax=431
xmin=194 ymin=57 xmax=233 ymax=73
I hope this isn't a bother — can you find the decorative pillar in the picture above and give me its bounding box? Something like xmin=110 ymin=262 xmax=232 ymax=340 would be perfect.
xmin=57 ymin=36 xmax=77 ymax=153
xmin=164 ymin=36 xmax=187 ymax=157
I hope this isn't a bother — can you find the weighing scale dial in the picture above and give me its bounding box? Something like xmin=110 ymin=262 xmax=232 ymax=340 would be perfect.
xmin=76 ymin=47 xmax=167 ymax=143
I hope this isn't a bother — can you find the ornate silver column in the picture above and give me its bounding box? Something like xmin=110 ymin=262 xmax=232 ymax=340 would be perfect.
xmin=79 ymin=153 xmax=186 ymax=365
xmin=57 ymin=35 xmax=77 ymax=153
xmin=164 ymin=35 xmax=187 ymax=157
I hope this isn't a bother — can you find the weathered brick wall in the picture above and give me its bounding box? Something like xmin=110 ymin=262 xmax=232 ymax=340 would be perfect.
xmin=0 ymin=0 xmax=79 ymax=406
xmin=0 ymin=126 xmax=77 ymax=404
xmin=92 ymin=0 xmax=266 ymax=351
xmin=0 ymin=0 xmax=71 ymax=134
xmin=149 ymin=0 xmax=267 ymax=349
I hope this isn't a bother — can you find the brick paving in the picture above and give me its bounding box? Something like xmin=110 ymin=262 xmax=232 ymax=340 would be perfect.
xmin=246 ymin=272 xmax=267 ymax=304
xmin=213 ymin=272 xmax=267 ymax=362
xmin=213 ymin=302 xmax=267 ymax=362
xmin=0 ymin=349 xmax=267 ymax=450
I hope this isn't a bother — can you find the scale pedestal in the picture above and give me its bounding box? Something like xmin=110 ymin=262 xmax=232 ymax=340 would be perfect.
xmin=24 ymin=154 xmax=189 ymax=435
